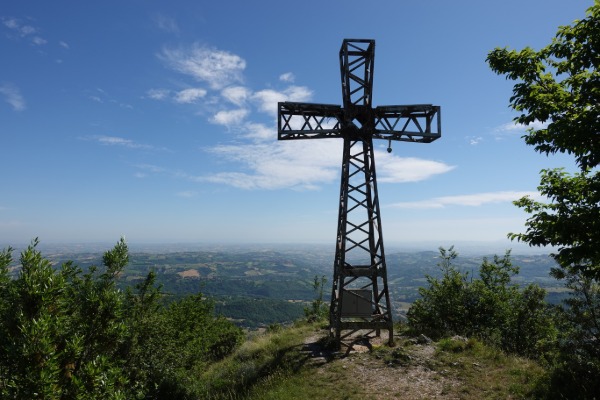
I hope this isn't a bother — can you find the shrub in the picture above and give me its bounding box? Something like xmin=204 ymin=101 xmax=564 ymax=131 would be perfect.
xmin=304 ymin=275 xmax=328 ymax=322
xmin=0 ymin=238 xmax=244 ymax=399
xmin=407 ymin=247 xmax=556 ymax=358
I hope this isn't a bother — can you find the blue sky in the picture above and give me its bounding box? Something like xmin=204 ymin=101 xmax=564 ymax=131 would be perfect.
xmin=0 ymin=0 xmax=592 ymax=248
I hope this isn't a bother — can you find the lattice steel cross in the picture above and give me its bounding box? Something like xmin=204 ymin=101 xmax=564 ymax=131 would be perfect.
xmin=278 ymin=39 xmax=441 ymax=346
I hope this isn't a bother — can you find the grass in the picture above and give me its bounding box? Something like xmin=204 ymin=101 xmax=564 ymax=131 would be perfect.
xmin=183 ymin=322 xmax=548 ymax=399
xmin=191 ymin=321 xmax=319 ymax=399
xmin=432 ymin=337 xmax=546 ymax=399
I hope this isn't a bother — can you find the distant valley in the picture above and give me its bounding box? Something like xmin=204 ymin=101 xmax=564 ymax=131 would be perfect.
xmin=6 ymin=243 xmax=564 ymax=328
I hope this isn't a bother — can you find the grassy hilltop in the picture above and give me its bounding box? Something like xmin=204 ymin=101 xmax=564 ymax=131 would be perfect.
xmin=176 ymin=320 xmax=547 ymax=399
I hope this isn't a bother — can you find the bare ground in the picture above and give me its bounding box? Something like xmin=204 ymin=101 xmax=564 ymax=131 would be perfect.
xmin=300 ymin=330 xmax=463 ymax=399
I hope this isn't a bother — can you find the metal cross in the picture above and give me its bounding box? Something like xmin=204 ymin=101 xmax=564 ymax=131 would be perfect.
xmin=278 ymin=39 xmax=441 ymax=346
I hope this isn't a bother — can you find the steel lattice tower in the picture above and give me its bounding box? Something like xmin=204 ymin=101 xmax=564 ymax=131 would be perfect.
xmin=278 ymin=39 xmax=441 ymax=346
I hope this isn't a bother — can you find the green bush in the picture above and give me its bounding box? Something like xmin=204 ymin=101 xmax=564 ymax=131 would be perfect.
xmin=0 ymin=238 xmax=243 ymax=399
xmin=407 ymin=247 xmax=556 ymax=358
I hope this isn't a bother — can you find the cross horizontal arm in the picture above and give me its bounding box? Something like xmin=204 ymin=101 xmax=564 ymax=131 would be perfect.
xmin=373 ymin=104 xmax=441 ymax=143
xmin=278 ymin=102 xmax=441 ymax=143
xmin=278 ymin=102 xmax=343 ymax=140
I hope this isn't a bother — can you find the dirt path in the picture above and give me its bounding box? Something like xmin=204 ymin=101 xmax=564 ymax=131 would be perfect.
xmin=301 ymin=331 xmax=462 ymax=399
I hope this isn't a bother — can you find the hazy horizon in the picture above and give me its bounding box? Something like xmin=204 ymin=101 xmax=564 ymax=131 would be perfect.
xmin=1 ymin=238 xmax=555 ymax=257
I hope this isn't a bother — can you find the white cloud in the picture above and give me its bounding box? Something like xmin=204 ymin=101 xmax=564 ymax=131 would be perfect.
xmin=390 ymin=191 xmax=539 ymax=209
xmin=31 ymin=36 xmax=46 ymax=45
xmin=146 ymin=87 xmax=207 ymax=104
xmin=94 ymin=135 xmax=147 ymax=148
xmin=495 ymin=120 xmax=548 ymax=134
xmin=279 ymin=72 xmax=295 ymax=83
xmin=174 ymin=88 xmax=207 ymax=104
xmin=59 ymin=41 xmax=70 ymax=49
xmin=221 ymin=86 xmax=250 ymax=106
xmin=159 ymin=44 xmax=246 ymax=90
xmin=376 ymin=152 xmax=455 ymax=183
xmin=146 ymin=88 xmax=170 ymax=100
xmin=2 ymin=17 xmax=19 ymax=30
xmin=118 ymin=102 xmax=133 ymax=110
xmin=467 ymin=136 xmax=483 ymax=145
xmin=88 ymin=135 xmax=164 ymax=151
xmin=154 ymin=14 xmax=179 ymax=33
xmin=203 ymin=140 xmax=341 ymax=190
xmin=200 ymin=139 xmax=453 ymax=190
xmin=242 ymin=123 xmax=272 ymax=141
xmin=1 ymin=17 xmax=46 ymax=45
xmin=210 ymin=108 xmax=249 ymax=126
xmin=19 ymin=25 xmax=36 ymax=36
xmin=87 ymin=88 xmax=133 ymax=109
xmin=0 ymin=83 xmax=26 ymax=111
xmin=252 ymin=86 xmax=312 ymax=115
xmin=1 ymin=17 xmax=35 ymax=36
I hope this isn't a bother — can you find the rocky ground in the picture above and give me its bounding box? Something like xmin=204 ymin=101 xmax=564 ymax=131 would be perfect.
xmin=301 ymin=330 xmax=464 ymax=399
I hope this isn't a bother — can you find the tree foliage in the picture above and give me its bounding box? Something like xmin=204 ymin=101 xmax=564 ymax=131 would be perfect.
xmin=0 ymin=238 xmax=243 ymax=399
xmin=487 ymin=5 xmax=600 ymax=395
xmin=487 ymin=2 xmax=600 ymax=280
xmin=544 ymin=268 xmax=600 ymax=398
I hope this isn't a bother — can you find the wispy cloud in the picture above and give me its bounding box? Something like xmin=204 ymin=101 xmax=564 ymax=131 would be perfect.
xmin=88 ymin=88 xmax=133 ymax=109
xmin=279 ymin=72 xmax=295 ymax=83
xmin=203 ymin=140 xmax=341 ymax=190
xmin=59 ymin=41 xmax=70 ymax=49
xmin=389 ymin=191 xmax=539 ymax=209
xmin=146 ymin=87 xmax=207 ymax=104
xmin=0 ymin=83 xmax=26 ymax=111
xmin=174 ymin=88 xmax=207 ymax=104
xmin=221 ymin=86 xmax=251 ymax=106
xmin=252 ymin=86 xmax=312 ymax=115
xmin=1 ymin=16 xmax=46 ymax=45
xmin=146 ymin=88 xmax=170 ymax=100
xmin=242 ymin=123 xmax=272 ymax=141
xmin=134 ymin=164 xmax=208 ymax=185
xmin=154 ymin=14 xmax=179 ymax=33
xmin=31 ymin=36 xmax=46 ymax=45
xmin=494 ymin=120 xmax=548 ymax=136
xmin=1 ymin=17 xmax=19 ymax=30
xmin=130 ymin=132 xmax=453 ymax=190
xmin=86 ymin=135 xmax=168 ymax=151
xmin=466 ymin=136 xmax=482 ymax=145
xmin=377 ymin=153 xmax=455 ymax=183
xmin=200 ymin=140 xmax=454 ymax=190
xmin=159 ymin=43 xmax=246 ymax=90
xmin=210 ymin=108 xmax=249 ymax=126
